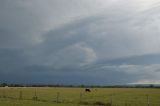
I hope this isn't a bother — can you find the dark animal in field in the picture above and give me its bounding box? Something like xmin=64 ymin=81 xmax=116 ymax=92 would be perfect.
xmin=85 ymin=88 xmax=91 ymax=92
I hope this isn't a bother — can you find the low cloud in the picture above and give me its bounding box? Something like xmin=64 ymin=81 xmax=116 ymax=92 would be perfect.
xmin=129 ymin=80 xmax=160 ymax=85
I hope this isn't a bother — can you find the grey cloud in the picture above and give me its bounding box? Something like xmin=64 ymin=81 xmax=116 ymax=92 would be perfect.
xmin=1 ymin=0 xmax=160 ymax=85
xmin=97 ymin=53 xmax=160 ymax=65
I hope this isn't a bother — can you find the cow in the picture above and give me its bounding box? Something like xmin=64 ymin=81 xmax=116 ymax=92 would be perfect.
xmin=85 ymin=88 xmax=91 ymax=92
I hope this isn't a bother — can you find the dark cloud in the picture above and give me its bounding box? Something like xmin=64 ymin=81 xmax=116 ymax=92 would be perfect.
xmin=97 ymin=53 xmax=160 ymax=65
xmin=0 ymin=0 xmax=160 ymax=85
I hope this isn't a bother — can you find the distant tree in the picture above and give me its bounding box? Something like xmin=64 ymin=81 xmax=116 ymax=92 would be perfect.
xmin=1 ymin=83 xmax=8 ymax=87
xmin=149 ymin=84 xmax=154 ymax=88
xmin=80 ymin=84 xmax=85 ymax=88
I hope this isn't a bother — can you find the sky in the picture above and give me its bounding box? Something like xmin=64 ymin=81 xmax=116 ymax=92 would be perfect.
xmin=1 ymin=0 xmax=160 ymax=85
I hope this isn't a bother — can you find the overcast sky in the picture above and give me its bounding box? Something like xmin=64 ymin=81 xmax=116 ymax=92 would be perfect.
xmin=1 ymin=0 xmax=160 ymax=85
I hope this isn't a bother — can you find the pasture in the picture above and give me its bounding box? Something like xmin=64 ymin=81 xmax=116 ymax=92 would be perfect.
xmin=0 ymin=87 xmax=160 ymax=106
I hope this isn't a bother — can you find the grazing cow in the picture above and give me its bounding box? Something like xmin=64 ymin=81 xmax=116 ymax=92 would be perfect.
xmin=85 ymin=88 xmax=91 ymax=92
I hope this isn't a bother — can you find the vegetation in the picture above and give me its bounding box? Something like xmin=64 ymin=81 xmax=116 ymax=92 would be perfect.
xmin=0 ymin=87 xmax=160 ymax=106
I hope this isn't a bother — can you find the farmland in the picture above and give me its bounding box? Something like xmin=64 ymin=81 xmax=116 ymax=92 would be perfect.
xmin=0 ymin=87 xmax=160 ymax=106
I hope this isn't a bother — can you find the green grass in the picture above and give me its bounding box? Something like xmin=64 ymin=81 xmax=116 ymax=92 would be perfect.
xmin=0 ymin=87 xmax=160 ymax=106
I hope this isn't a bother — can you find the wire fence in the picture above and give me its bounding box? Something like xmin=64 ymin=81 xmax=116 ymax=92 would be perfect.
xmin=0 ymin=88 xmax=160 ymax=106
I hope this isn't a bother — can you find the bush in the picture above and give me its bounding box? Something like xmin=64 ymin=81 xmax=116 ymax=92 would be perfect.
xmin=94 ymin=102 xmax=112 ymax=106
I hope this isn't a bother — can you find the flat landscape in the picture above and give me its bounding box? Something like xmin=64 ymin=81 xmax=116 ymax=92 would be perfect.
xmin=0 ymin=87 xmax=160 ymax=106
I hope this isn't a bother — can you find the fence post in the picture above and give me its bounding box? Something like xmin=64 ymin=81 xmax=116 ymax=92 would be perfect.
xmin=56 ymin=92 xmax=60 ymax=103
xmin=125 ymin=100 xmax=127 ymax=106
xmin=110 ymin=94 xmax=113 ymax=106
xmin=80 ymin=92 xmax=83 ymax=103
xmin=35 ymin=90 xmax=38 ymax=100
xmin=19 ymin=90 xmax=23 ymax=100
xmin=147 ymin=94 xmax=149 ymax=106
xmin=2 ymin=90 xmax=6 ymax=98
xmin=32 ymin=90 xmax=38 ymax=101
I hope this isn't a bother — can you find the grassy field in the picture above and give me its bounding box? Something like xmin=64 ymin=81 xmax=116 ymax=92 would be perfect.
xmin=0 ymin=87 xmax=160 ymax=106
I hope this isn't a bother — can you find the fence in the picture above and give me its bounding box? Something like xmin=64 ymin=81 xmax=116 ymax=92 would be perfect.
xmin=0 ymin=87 xmax=160 ymax=106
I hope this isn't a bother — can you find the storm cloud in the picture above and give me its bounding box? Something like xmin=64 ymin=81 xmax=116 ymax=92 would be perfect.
xmin=1 ymin=0 xmax=160 ymax=85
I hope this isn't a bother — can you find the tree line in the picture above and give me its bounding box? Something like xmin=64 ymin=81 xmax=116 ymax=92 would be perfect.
xmin=0 ymin=83 xmax=160 ymax=88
